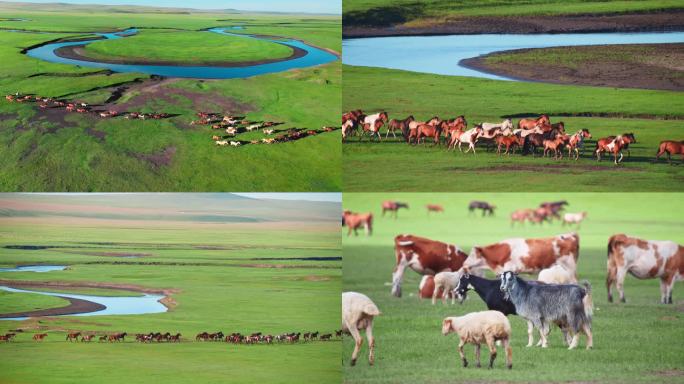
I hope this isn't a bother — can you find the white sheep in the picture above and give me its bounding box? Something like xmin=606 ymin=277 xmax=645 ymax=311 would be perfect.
xmin=537 ymin=265 xmax=578 ymax=285
xmin=433 ymin=271 xmax=461 ymax=305
xmin=442 ymin=311 xmax=512 ymax=369
xmin=342 ymin=291 xmax=381 ymax=366
xmin=562 ymin=212 xmax=587 ymax=228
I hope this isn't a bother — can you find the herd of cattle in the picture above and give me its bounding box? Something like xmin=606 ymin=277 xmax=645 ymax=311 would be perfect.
xmin=342 ymin=200 xmax=683 ymax=369
xmin=193 ymin=112 xmax=338 ymax=147
xmin=0 ymin=329 xmax=343 ymax=344
xmin=5 ymin=93 xmax=172 ymax=120
xmin=342 ymin=110 xmax=684 ymax=165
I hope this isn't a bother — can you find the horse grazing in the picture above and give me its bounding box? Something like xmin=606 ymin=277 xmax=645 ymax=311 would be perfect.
xmin=654 ymin=140 xmax=684 ymax=165
xmin=566 ymin=129 xmax=592 ymax=160
xmin=343 ymin=210 xmax=373 ymax=236
xmin=382 ymin=201 xmax=408 ymax=218
xmin=66 ymin=332 xmax=81 ymax=342
xmin=468 ymin=201 xmax=495 ymax=216
xmin=386 ymin=115 xmax=414 ymax=139
xmin=517 ymin=114 xmax=550 ymax=130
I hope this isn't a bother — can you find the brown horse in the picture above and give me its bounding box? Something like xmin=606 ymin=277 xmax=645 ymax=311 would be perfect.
xmin=543 ymin=135 xmax=569 ymax=160
xmin=415 ymin=121 xmax=447 ymax=145
xmin=426 ymin=204 xmax=444 ymax=214
xmin=566 ymin=129 xmax=592 ymax=160
xmin=496 ymin=134 xmax=524 ymax=155
xmin=654 ymin=140 xmax=684 ymax=165
xmin=66 ymin=332 xmax=81 ymax=342
xmin=81 ymin=334 xmax=95 ymax=342
xmin=33 ymin=333 xmax=48 ymax=341
xmin=595 ymin=133 xmax=636 ymax=158
xmin=518 ymin=114 xmax=550 ymax=130
xmin=343 ymin=210 xmax=373 ymax=236
xmin=386 ymin=115 xmax=414 ymax=139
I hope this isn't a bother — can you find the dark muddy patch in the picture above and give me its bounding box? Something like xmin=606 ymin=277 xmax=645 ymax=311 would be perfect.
xmin=130 ymin=146 xmax=176 ymax=169
xmin=62 ymin=250 xmax=152 ymax=258
xmin=445 ymin=164 xmax=643 ymax=174
xmin=85 ymin=127 xmax=106 ymax=142
xmin=28 ymin=69 xmax=114 ymax=78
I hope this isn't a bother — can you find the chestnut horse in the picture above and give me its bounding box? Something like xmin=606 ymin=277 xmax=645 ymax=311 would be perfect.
xmin=343 ymin=210 xmax=373 ymax=236
xmin=66 ymin=332 xmax=81 ymax=342
xmin=543 ymin=134 xmax=569 ymax=160
xmin=496 ymin=134 xmax=524 ymax=155
xmin=33 ymin=333 xmax=48 ymax=341
xmin=415 ymin=121 xmax=448 ymax=145
xmin=426 ymin=204 xmax=444 ymax=214
xmin=386 ymin=115 xmax=414 ymax=139
xmin=517 ymin=114 xmax=550 ymax=130
xmin=654 ymin=140 xmax=684 ymax=164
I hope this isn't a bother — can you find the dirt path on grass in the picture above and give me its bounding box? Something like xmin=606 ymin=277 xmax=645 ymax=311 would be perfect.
xmin=461 ymin=43 xmax=684 ymax=91
xmin=343 ymin=9 xmax=684 ymax=38
xmin=0 ymin=296 xmax=105 ymax=318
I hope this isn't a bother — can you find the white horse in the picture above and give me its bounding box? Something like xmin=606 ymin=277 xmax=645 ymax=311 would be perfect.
xmin=481 ymin=118 xmax=513 ymax=131
xmin=457 ymin=127 xmax=483 ymax=153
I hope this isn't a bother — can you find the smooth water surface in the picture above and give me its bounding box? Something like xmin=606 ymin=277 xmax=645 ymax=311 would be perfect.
xmin=25 ymin=27 xmax=338 ymax=79
xmin=343 ymin=32 xmax=684 ymax=80
xmin=0 ymin=265 xmax=66 ymax=272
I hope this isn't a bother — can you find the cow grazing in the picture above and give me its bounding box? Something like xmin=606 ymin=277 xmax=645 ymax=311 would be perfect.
xmin=343 ymin=210 xmax=373 ymax=236
xmin=654 ymin=140 xmax=684 ymax=165
xmin=463 ymin=233 xmax=579 ymax=278
xmin=392 ymin=234 xmax=468 ymax=297
xmin=382 ymin=201 xmax=408 ymax=219
xmin=606 ymin=234 xmax=683 ymax=304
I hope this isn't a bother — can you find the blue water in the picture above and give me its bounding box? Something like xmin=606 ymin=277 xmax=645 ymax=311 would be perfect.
xmin=0 ymin=264 xmax=167 ymax=319
xmin=343 ymin=32 xmax=684 ymax=80
xmin=25 ymin=27 xmax=338 ymax=79
xmin=0 ymin=286 xmax=167 ymax=320
xmin=0 ymin=265 xmax=66 ymax=273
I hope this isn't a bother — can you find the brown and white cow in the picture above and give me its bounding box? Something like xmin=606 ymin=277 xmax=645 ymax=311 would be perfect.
xmin=462 ymin=233 xmax=579 ymax=278
xmin=417 ymin=275 xmax=453 ymax=300
xmin=606 ymin=234 xmax=683 ymax=304
xmin=392 ymin=235 xmax=468 ymax=297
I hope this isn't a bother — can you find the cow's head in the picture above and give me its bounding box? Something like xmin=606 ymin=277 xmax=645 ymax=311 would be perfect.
xmin=500 ymin=271 xmax=517 ymax=293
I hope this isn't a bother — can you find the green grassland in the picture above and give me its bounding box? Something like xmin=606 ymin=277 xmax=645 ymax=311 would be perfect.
xmin=84 ymin=30 xmax=294 ymax=64
xmin=343 ymin=0 xmax=683 ymax=26
xmin=0 ymin=290 xmax=68 ymax=313
xmin=342 ymin=193 xmax=684 ymax=383
xmin=342 ymin=65 xmax=684 ymax=191
xmin=0 ymin=197 xmax=341 ymax=384
xmin=0 ymin=6 xmax=341 ymax=191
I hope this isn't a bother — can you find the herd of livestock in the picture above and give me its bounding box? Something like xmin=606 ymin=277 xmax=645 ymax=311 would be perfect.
xmin=0 ymin=329 xmax=344 ymax=344
xmin=5 ymin=93 xmax=172 ymax=120
xmin=342 ymin=110 xmax=684 ymax=165
xmin=192 ymin=112 xmax=337 ymax=147
xmin=342 ymin=200 xmax=683 ymax=369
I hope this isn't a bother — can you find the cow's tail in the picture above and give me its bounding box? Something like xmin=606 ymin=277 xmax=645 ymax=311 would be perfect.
xmin=607 ymin=234 xmax=623 ymax=260
xmin=580 ymin=280 xmax=593 ymax=320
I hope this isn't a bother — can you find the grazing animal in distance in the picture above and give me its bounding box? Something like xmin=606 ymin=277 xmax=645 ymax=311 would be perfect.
xmin=342 ymin=210 xmax=373 ymax=236
xmin=426 ymin=204 xmax=444 ymax=214
xmin=342 ymin=292 xmax=381 ymax=366
xmin=33 ymin=333 xmax=48 ymax=341
xmin=442 ymin=311 xmax=512 ymax=369
xmin=606 ymin=234 xmax=683 ymax=304
xmin=381 ymin=201 xmax=408 ymax=218
xmin=468 ymin=201 xmax=495 ymax=216
xmin=654 ymin=140 xmax=684 ymax=165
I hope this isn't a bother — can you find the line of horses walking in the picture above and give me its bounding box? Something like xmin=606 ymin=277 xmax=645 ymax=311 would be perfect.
xmin=342 ymin=110 xmax=684 ymax=165
xmin=0 ymin=329 xmax=344 ymax=344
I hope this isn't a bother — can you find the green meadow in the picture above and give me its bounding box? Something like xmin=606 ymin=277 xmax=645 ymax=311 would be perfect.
xmin=0 ymin=5 xmax=341 ymax=191
xmin=0 ymin=194 xmax=341 ymax=384
xmin=342 ymin=193 xmax=684 ymax=383
xmin=342 ymin=65 xmax=684 ymax=191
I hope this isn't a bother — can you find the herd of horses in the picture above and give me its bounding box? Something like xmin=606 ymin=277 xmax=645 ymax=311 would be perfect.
xmin=5 ymin=93 xmax=172 ymax=120
xmin=192 ymin=112 xmax=338 ymax=147
xmin=342 ymin=110 xmax=684 ymax=165
xmin=0 ymin=330 xmax=344 ymax=344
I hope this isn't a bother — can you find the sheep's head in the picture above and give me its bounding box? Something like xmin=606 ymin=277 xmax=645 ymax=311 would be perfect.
xmin=441 ymin=318 xmax=454 ymax=336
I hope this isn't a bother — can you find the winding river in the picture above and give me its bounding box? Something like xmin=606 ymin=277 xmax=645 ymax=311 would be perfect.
xmin=343 ymin=32 xmax=684 ymax=80
xmin=25 ymin=27 xmax=338 ymax=79
xmin=0 ymin=265 xmax=168 ymax=320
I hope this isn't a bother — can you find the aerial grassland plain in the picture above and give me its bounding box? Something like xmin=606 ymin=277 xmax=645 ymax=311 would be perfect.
xmin=342 ymin=193 xmax=684 ymax=383
xmin=0 ymin=194 xmax=341 ymax=384
xmin=0 ymin=5 xmax=341 ymax=191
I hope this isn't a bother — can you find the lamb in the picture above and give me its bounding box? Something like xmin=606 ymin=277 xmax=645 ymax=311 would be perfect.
xmin=441 ymin=311 xmax=512 ymax=369
xmin=500 ymin=271 xmax=593 ymax=349
xmin=562 ymin=212 xmax=587 ymax=228
xmin=342 ymin=292 xmax=381 ymax=366
xmin=432 ymin=271 xmax=461 ymax=305
xmin=538 ymin=265 xmax=577 ymax=285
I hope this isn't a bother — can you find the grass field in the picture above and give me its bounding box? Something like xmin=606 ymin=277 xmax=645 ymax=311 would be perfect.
xmin=83 ymin=30 xmax=294 ymax=64
xmin=0 ymin=194 xmax=341 ymax=384
xmin=0 ymin=5 xmax=341 ymax=191
xmin=342 ymin=65 xmax=684 ymax=191
xmin=342 ymin=193 xmax=684 ymax=383
xmin=0 ymin=290 xmax=68 ymax=313
xmin=343 ymin=0 xmax=683 ymax=27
